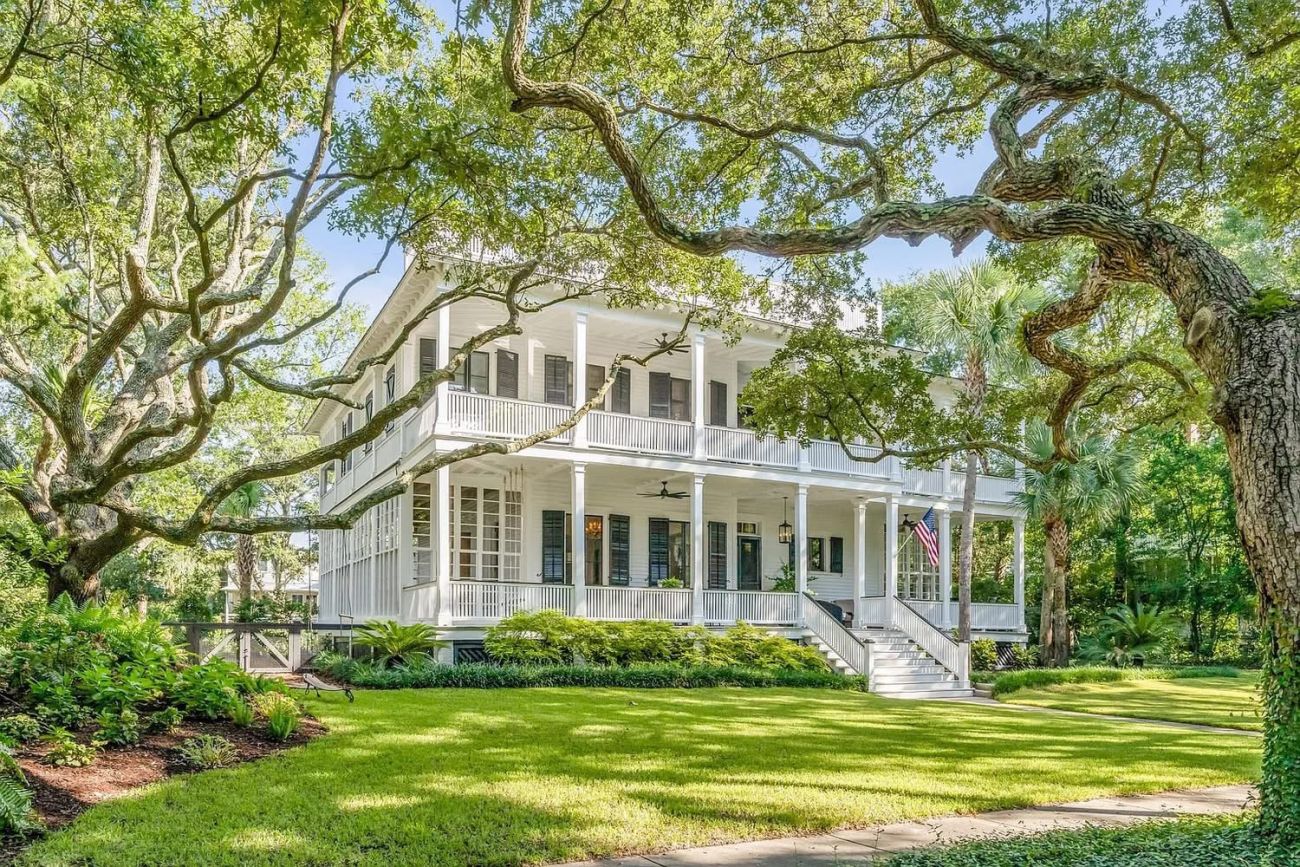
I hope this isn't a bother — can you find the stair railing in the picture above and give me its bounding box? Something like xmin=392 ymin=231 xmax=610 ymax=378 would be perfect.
xmin=890 ymin=596 xmax=969 ymax=685
xmin=801 ymin=593 xmax=872 ymax=678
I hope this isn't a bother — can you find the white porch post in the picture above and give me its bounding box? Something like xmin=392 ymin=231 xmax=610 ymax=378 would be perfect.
xmin=941 ymin=458 xmax=952 ymax=496
xmin=572 ymin=462 xmax=587 ymax=615
xmin=1013 ymin=516 xmax=1026 ymax=630
xmin=434 ymin=463 xmax=452 ymax=626
xmin=795 ymin=484 xmax=809 ymax=599
xmin=884 ymin=494 xmax=899 ymax=602
xmin=433 ymin=297 xmax=451 ymax=434
xmin=938 ymin=506 xmax=953 ymax=628
xmin=853 ymin=499 xmax=867 ymax=627
xmin=692 ymin=333 xmax=706 ymax=459
xmin=573 ymin=312 xmax=589 ymax=448
xmin=691 ymin=473 xmax=705 ymax=624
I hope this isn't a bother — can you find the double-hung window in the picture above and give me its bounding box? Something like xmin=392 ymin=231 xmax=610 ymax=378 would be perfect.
xmin=649 ymin=372 xmax=690 ymax=421
xmin=610 ymin=368 xmax=631 ymax=414
xmin=648 ymin=518 xmax=690 ymax=586
xmin=453 ymin=350 xmax=490 ymax=394
xmin=338 ymin=414 xmax=353 ymax=475
xmin=586 ymin=363 xmax=607 ymax=409
xmin=544 ymin=355 xmax=573 ymax=406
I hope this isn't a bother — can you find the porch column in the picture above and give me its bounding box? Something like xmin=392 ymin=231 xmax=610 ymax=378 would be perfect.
xmin=692 ymin=332 xmax=706 ymax=459
xmin=572 ymin=462 xmax=587 ymax=615
xmin=434 ymin=463 xmax=452 ymax=626
xmin=1013 ymin=516 xmax=1026 ymax=630
xmin=573 ymin=312 xmax=589 ymax=448
xmin=938 ymin=506 xmax=952 ymax=628
xmin=434 ymin=296 xmax=450 ymax=434
xmin=941 ymin=458 xmax=952 ymax=496
xmin=853 ymin=499 xmax=867 ymax=627
xmin=795 ymin=484 xmax=809 ymax=598
xmin=884 ymin=494 xmax=899 ymax=602
xmin=691 ymin=473 xmax=705 ymax=624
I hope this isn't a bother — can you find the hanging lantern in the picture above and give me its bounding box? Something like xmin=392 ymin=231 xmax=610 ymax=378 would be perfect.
xmin=777 ymin=496 xmax=793 ymax=544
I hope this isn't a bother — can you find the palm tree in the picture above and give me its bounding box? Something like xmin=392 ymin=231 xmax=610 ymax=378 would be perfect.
xmin=906 ymin=261 xmax=1040 ymax=641
xmin=1081 ymin=603 xmax=1180 ymax=667
xmin=219 ymin=482 xmax=265 ymax=605
xmin=1017 ymin=420 xmax=1142 ymax=666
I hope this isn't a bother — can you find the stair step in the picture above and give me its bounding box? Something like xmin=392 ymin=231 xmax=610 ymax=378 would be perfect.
xmin=877 ymin=687 xmax=974 ymax=700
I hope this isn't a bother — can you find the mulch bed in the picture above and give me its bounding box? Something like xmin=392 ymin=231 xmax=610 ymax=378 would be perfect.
xmin=1 ymin=715 xmax=325 ymax=862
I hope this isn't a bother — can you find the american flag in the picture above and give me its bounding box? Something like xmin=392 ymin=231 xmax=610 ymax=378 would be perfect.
xmin=913 ymin=507 xmax=940 ymax=567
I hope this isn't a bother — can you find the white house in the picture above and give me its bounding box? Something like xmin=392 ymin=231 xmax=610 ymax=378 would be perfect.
xmin=306 ymin=254 xmax=1028 ymax=697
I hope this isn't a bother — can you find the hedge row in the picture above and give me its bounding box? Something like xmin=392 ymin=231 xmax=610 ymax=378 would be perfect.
xmin=888 ymin=815 xmax=1272 ymax=867
xmin=315 ymin=655 xmax=866 ymax=691
xmin=988 ymin=665 xmax=1242 ymax=697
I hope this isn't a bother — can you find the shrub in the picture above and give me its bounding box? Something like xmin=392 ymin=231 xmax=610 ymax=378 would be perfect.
xmin=177 ymin=734 xmax=238 ymax=770
xmin=969 ymin=639 xmax=998 ymax=672
xmin=43 ymin=729 xmax=96 ymax=767
xmin=0 ymin=743 xmax=34 ymax=835
xmin=0 ymin=714 xmax=41 ymax=744
xmin=483 ymin=610 xmax=581 ymax=665
xmin=93 ymin=708 xmax=141 ymax=747
xmin=317 ymin=656 xmax=864 ymax=691
xmin=146 ymin=706 xmax=183 ymax=734
xmin=1006 ymin=644 xmax=1037 ymax=670
xmin=701 ymin=623 xmax=828 ymax=671
xmin=250 ymin=692 xmax=302 ymax=741
xmin=353 ymin=620 xmax=445 ymax=667
xmin=229 ymin=699 xmax=255 ymax=728
xmin=171 ymin=660 xmax=244 ymax=720
xmin=989 ymin=665 xmax=1241 ymax=697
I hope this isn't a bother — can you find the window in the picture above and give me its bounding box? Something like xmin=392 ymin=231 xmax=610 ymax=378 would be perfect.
xmin=362 ymin=391 xmax=374 ymax=454
xmin=609 ymin=515 xmax=630 ymax=585
xmin=544 ymin=355 xmax=572 ymax=405
xmin=611 ymin=367 xmax=631 ymax=414
xmin=418 ymin=338 xmax=438 ymax=379
xmin=648 ymin=518 xmax=690 ymax=586
xmin=452 ymin=350 xmax=490 ymax=394
xmin=649 ymin=372 xmax=691 ymax=421
xmin=450 ymin=486 xmax=522 ymax=581
xmin=541 ymin=510 xmax=570 ymax=583
xmin=808 ymin=537 xmax=826 ymax=572
xmin=707 ymin=521 xmax=727 ymax=589
xmin=708 ymin=381 xmax=728 ymax=426
xmin=496 ymin=349 xmax=519 ymax=399
xmin=829 ymin=537 xmax=844 ymax=573
xmin=383 ymin=366 xmax=396 ymax=433
xmin=737 ymin=521 xmax=758 ymax=536
xmin=320 ymin=464 xmax=335 ymax=496
xmin=411 ymin=482 xmax=433 ymax=583
xmin=338 ymin=414 xmax=353 ymax=475
xmin=586 ymin=363 xmax=606 ymax=409
xmin=584 ymin=515 xmax=603 ymax=585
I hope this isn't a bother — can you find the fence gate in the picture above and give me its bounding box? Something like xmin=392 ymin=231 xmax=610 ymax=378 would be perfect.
xmin=174 ymin=622 xmax=351 ymax=674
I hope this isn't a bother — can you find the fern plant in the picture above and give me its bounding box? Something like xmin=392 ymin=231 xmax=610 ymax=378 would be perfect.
xmin=353 ymin=620 xmax=445 ymax=667
xmin=0 ymin=743 xmax=34 ymax=834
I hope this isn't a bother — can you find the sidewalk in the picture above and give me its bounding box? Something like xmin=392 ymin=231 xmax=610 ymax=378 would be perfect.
xmin=556 ymin=784 xmax=1255 ymax=866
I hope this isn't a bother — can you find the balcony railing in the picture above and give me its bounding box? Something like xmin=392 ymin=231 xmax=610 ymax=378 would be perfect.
xmin=586 ymin=585 xmax=693 ymax=621
xmin=448 ymin=580 xmax=574 ymax=622
xmin=705 ymin=425 xmax=799 ymax=467
xmin=856 ymin=596 xmax=1023 ymax=632
xmin=589 ymin=412 xmax=692 ymax=456
xmin=702 ymin=589 xmax=801 ymax=625
xmin=445 ymin=392 xmax=574 ymax=443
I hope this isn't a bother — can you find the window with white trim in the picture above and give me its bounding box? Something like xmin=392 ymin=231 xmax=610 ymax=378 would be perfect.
xmin=450 ymin=485 xmax=522 ymax=581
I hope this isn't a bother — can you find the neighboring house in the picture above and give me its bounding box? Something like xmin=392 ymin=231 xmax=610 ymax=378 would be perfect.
xmin=222 ymin=559 xmax=319 ymax=619
xmin=306 ymin=254 xmax=1028 ymax=696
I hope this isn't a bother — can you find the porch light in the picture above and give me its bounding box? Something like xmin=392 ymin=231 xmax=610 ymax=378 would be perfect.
xmin=777 ymin=497 xmax=793 ymax=544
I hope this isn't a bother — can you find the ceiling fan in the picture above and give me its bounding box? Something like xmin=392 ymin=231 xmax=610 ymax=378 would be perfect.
xmin=639 ymin=480 xmax=689 ymax=500
xmin=644 ymin=332 xmax=688 ymax=356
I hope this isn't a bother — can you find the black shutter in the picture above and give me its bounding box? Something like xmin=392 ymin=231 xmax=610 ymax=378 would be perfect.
xmin=648 ymin=518 xmax=668 ymax=585
xmin=419 ymin=338 xmax=438 ymax=378
xmin=612 ymin=368 xmax=631 ymax=414
xmin=709 ymin=381 xmax=727 ymax=426
xmin=542 ymin=511 xmax=566 ymax=583
xmin=830 ymin=537 xmax=844 ymax=573
xmin=496 ymin=349 xmax=518 ymax=398
xmin=585 ymin=363 xmax=606 ymax=409
xmin=545 ymin=355 xmax=571 ymax=405
xmin=707 ymin=521 xmax=727 ymax=589
xmin=649 ymin=372 xmax=671 ymax=418
xmin=609 ymin=515 xmax=630 ymax=585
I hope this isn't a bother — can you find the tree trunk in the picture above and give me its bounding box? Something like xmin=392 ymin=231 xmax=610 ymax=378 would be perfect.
xmin=236 ymin=535 xmax=256 ymax=603
xmin=1044 ymin=515 xmax=1071 ymax=667
xmin=1038 ymin=521 xmax=1056 ymax=666
xmin=1111 ymin=509 xmax=1131 ymax=606
xmin=958 ymin=450 xmax=977 ymax=642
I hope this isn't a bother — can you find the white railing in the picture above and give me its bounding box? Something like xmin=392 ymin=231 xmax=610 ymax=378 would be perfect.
xmin=589 ymin=412 xmax=693 ymax=456
xmin=586 ymin=586 xmax=693 ymax=621
xmin=446 ymin=392 xmax=574 ymax=443
xmin=890 ymin=596 xmax=969 ymax=684
xmin=856 ymin=595 xmax=890 ymax=627
xmin=704 ymin=425 xmax=800 ymax=467
xmin=702 ymin=590 xmax=801 ymax=625
xmin=808 ymin=441 xmax=893 ymax=478
xmin=901 ymin=465 xmax=946 ymax=495
xmin=974 ymin=474 xmax=1023 ymax=502
xmin=970 ymin=602 xmax=1023 ymax=631
xmin=449 ymin=581 xmax=573 ymax=621
xmin=400 ymin=583 xmax=439 ymax=622
xmin=802 ymin=594 xmax=871 ymax=676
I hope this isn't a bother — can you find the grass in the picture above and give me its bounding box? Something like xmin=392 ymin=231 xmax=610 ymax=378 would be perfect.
xmin=984 ymin=665 xmax=1243 ymax=698
xmin=20 ymin=688 xmax=1261 ymax=866
xmin=1001 ymin=673 xmax=1263 ymax=732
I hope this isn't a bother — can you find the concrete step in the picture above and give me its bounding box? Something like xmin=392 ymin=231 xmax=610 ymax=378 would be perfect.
xmin=870 ymin=667 xmax=950 ymax=682
xmin=877 ymin=687 xmax=975 ymax=700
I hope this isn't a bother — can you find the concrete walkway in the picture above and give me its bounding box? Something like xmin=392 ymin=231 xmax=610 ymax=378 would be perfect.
xmin=557 ymin=784 xmax=1256 ymax=866
xmin=955 ymin=695 xmax=1262 ymax=736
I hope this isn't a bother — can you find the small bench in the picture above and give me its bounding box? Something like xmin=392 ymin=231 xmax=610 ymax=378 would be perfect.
xmin=296 ymin=672 xmax=354 ymax=702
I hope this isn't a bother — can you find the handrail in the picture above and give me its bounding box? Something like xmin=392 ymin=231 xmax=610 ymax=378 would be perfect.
xmin=802 ymin=593 xmax=872 ymax=677
xmin=890 ymin=596 xmax=969 ymax=684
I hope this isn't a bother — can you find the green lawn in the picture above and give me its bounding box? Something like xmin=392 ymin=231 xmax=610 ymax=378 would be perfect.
xmin=21 ymin=688 xmax=1260 ymax=866
xmin=1002 ymin=673 xmax=1263 ymax=731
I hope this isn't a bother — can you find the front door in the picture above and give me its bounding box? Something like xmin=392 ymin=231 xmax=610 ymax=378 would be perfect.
xmin=738 ymin=536 xmax=761 ymax=590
